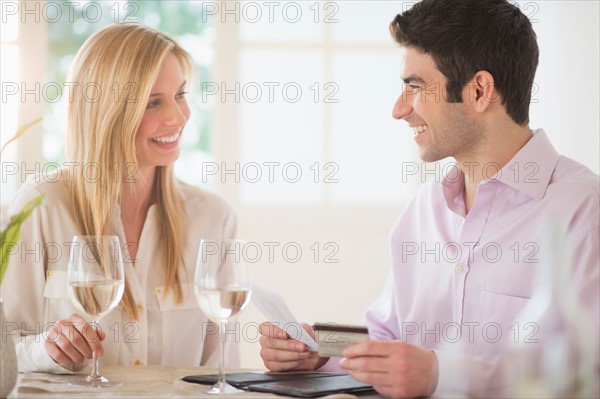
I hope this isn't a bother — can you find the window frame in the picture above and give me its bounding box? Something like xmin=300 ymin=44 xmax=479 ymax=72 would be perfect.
xmin=210 ymin=3 xmax=406 ymax=234
xmin=1 ymin=5 xmax=47 ymax=208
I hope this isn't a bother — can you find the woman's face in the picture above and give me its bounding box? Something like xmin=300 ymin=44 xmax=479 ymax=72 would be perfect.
xmin=135 ymin=53 xmax=190 ymax=171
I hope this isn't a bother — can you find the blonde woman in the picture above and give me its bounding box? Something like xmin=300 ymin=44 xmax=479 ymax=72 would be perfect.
xmin=2 ymin=24 xmax=238 ymax=373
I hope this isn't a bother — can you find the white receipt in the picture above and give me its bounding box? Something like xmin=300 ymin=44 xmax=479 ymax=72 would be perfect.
xmin=251 ymin=286 xmax=318 ymax=351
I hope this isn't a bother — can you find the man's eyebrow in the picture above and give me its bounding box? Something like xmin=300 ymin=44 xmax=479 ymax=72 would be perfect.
xmin=402 ymin=75 xmax=426 ymax=84
xmin=149 ymin=81 xmax=187 ymax=97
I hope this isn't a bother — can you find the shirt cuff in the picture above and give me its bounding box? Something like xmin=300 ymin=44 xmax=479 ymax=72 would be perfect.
xmin=318 ymin=356 xmax=345 ymax=373
xmin=433 ymin=349 xmax=465 ymax=395
xmin=433 ymin=349 xmax=506 ymax=397
xmin=25 ymin=334 xmax=86 ymax=374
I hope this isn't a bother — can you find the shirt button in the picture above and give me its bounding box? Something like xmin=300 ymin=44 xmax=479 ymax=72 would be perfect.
xmin=455 ymin=264 xmax=464 ymax=273
xmin=447 ymin=324 xmax=460 ymax=336
xmin=155 ymin=288 xmax=161 ymax=294
xmin=136 ymin=304 xmax=143 ymax=313
xmin=133 ymin=359 xmax=142 ymax=366
xmin=47 ymin=271 xmax=52 ymax=276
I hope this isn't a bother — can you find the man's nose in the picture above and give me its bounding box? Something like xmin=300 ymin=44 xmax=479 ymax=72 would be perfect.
xmin=392 ymin=90 xmax=413 ymax=120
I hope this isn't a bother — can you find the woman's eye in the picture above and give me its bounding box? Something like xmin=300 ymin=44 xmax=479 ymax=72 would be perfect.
xmin=146 ymin=100 xmax=160 ymax=109
xmin=146 ymin=91 xmax=186 ymax=108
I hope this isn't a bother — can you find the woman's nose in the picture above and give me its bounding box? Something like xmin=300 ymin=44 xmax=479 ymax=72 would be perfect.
xmin=164 ymin=100 xmax=188 ymax=126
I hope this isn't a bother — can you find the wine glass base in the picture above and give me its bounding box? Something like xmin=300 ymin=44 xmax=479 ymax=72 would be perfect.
xmin=69 ymin=375 xmax=122 ymax=388
xmin=206 ymin=381 xmax=243 ymax=394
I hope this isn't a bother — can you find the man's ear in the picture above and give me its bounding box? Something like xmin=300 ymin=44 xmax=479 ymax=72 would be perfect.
xmin=463 ymin=71 xmax=498 ymax=113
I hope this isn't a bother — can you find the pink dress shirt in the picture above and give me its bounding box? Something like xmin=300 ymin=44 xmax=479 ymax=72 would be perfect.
xmin=328 ymin=129 xmax=599 ymax=396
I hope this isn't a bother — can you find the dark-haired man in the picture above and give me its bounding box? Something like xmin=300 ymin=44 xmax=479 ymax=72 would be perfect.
xmin=259 ymin=1 xmax=599 ymax=397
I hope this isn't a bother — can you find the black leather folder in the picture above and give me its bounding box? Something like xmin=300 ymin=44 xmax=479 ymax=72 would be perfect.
xmin=182 ymin=372 xmax=375 ymax=398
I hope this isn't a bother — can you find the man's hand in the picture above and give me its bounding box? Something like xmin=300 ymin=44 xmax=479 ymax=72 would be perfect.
xmin=43 ymin=313 xmax=106 ymax=371
xmin=259 ymin=322 xmax=329 ymax=371
xmin=340 ymin=340 xmax=438 ymax=399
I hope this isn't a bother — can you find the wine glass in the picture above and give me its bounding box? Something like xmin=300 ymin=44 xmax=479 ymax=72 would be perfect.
xmin=67 ymin=235 xmax=125 ymax=387
xmin=194 ymin=239 xmax=252 ymax=394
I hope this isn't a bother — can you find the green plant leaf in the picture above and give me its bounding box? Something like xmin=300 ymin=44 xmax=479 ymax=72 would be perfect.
xmin=0 ymin=117 xmax=42 ymax=156
xmin=0 ymin=195 xmax=45 ymax=284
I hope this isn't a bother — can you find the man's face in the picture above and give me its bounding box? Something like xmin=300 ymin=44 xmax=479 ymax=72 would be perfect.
xmin=393 ymin=48 xmax=483 ymax=163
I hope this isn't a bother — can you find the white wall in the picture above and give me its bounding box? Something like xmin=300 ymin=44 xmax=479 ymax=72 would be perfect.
xmin=529 ymin=1 xmax=599 ymax=173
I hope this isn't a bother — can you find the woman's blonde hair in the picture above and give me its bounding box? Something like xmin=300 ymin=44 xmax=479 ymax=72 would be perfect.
xmin=66 ymin=23 xmax=194 ymax=320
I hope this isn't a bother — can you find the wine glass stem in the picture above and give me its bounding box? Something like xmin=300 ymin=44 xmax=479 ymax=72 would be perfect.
xmin=90 ymin=320 xmax=101 ymax=381
xmin=218 ymin=321 xmax=226 ymax=387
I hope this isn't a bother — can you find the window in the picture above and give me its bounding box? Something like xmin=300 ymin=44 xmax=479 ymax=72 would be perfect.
xmin=216 ymin=1 xmax=421 ymax=208
xmin=0 ymin=13 xmax=20 ymax=205
xmin=1 ymin=4 xmax=46 ymax=206
xmin=43 ymin=1 xmax=216 ymax=187
xmin=1 ymin=1 xmax=217 ymax=208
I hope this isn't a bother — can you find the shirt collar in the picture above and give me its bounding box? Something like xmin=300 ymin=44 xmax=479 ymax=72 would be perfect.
xmin=494 ymin=128 xmax=560 ymax=199
xmin=441 ymin=129 xmax=560 ymax=213
xmin=441 ymin=165 xmax=467 ymax=216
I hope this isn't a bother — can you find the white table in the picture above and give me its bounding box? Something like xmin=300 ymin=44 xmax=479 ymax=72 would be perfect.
xmin=11 ymin=365 xmax=385 ymax=398
xmin=12 ymin=366 xmax=270 ymax=398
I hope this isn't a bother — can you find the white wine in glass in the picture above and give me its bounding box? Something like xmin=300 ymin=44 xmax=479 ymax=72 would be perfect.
xmin=194 ymin=239 xmax=252 ymax=394
xmin=67 ymin=235 xmax=125 ymax=387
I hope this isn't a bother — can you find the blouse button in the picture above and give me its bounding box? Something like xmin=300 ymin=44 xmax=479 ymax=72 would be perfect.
xmin=455 ymin=264 xmax=464 ymax=273
xmin=133 ymin=359 xmax=142 ymax=366
xmin=136 ymin=304 xmax=143 ymax=313
xmin=47 ymin=271 xmax=52 ymax=276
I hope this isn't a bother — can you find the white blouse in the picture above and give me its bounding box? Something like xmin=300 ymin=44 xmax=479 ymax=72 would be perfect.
xmin=2 ymin=170 xmax=239 ymax=373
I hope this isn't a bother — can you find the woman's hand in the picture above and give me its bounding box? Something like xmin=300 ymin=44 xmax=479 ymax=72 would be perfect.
xmin=43 ymin=313 xmax=106 ymax=370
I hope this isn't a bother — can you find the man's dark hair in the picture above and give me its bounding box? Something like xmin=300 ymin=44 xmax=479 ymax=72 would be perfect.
xmin=390 ymin=0 xmax=539 ymax=125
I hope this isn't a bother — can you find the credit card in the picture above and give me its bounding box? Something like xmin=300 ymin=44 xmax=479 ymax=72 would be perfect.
xmin=313 ymin=323 xmax=369 ymax=357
